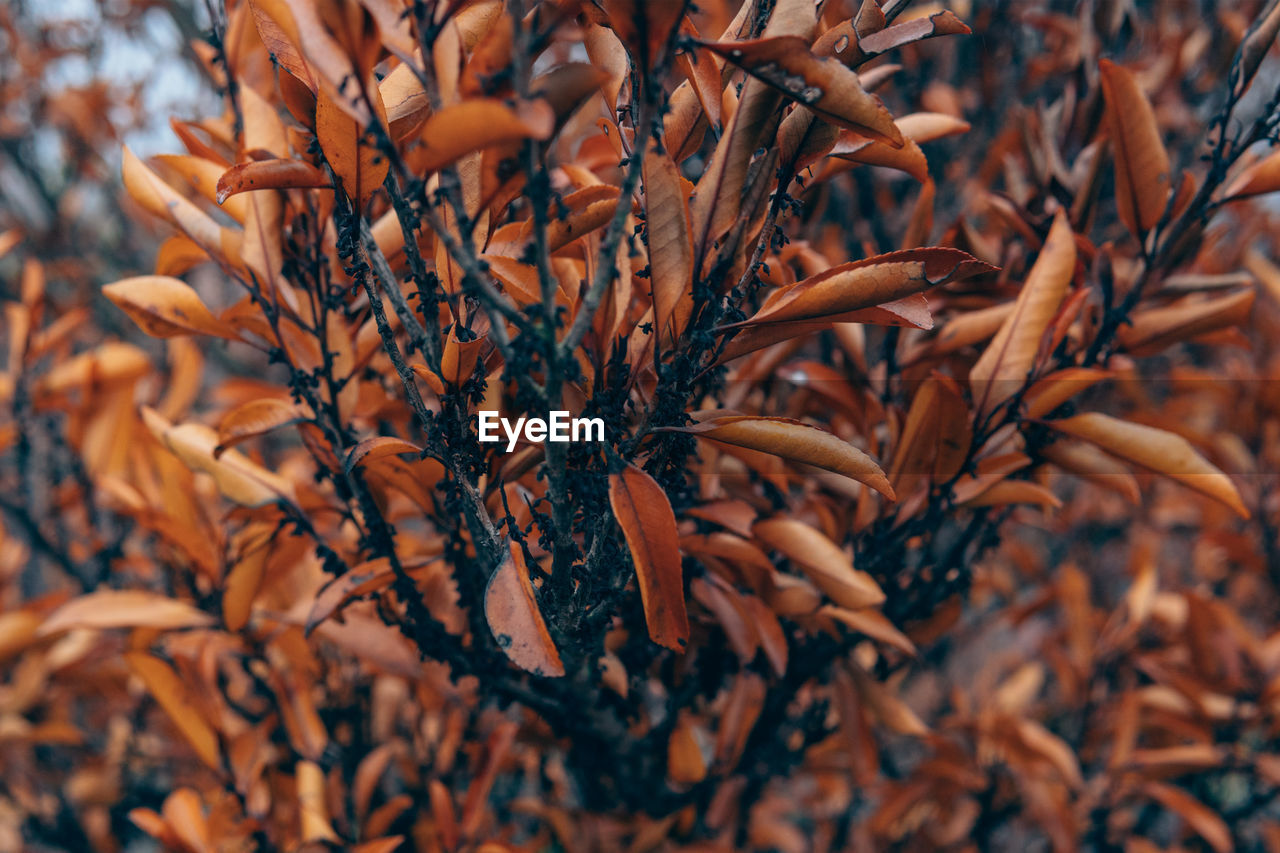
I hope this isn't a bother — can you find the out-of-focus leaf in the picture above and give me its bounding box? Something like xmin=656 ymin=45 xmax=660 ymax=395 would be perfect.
xmin=754 ymin=518 xmax=885 ymax=609
xmin=1117 ymin=288 xmax=1255 ymax=355
xmin=1142 ymin=782 xmax=1233 ymax=853
xmin=143 ymin=407 xmax=297 ymax=508
xmin=40 ymin=590 xmax=215 ymax=636
xmin=125 ymin=652 xmax=222 ymax=770
xmin=1045 ymin=412 xmax=1249 ymax=518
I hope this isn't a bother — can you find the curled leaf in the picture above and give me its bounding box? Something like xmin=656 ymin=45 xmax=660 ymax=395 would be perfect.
xmin=216 ymin=159 xmax=329 ymax=203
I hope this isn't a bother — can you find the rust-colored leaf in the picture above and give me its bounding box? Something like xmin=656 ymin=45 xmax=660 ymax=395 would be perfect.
xmin=484 ymin=542 xmax=565 ymax=677
xmin=104 ymin=276 xmax=239 ymax=341
xmin=609 ymin=464 xmax=690 ymax=651
xmin=672 ymin=415 xmax=895 ymax=498
xmin=969 ymin=211 xmax=1076 ymax=417
xmin=1100 ymin=59 xmax=1172 ymax=236
xmin=1045 ymin=412 xmax=1249 ymax=518
xmin=40 ymin=590 xmax=215 ymax=636
xmin=643 ymin=142 xmax=694 ymax=348
xmin=216 ymin=159 xmax=329 ymax=203
xmin=739 ymin=248 xmax=994 ymax=327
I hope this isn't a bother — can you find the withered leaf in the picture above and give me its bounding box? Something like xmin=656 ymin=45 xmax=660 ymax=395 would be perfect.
xmin=609 ymin=463 xmax=690 ymax=651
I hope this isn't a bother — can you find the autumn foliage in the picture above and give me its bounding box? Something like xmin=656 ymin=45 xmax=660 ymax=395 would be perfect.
xmin=5 ymin=0 xmax=1280 ymax=849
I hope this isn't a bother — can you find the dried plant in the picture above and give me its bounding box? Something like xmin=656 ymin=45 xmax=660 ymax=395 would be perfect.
xmin=4 ymin=0 xmax=1280 ymax=850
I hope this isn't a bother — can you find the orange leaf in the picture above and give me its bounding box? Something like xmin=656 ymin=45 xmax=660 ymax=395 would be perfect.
xmin=316 ymin=82 xmax=390 ymax=208
xmin=40 ymin=590 xmax=215 ymax=636
xmin=125 ymin=652 xmax=222 ymax=770
xmin=417 ymin=99 xmax=554 ymax=174
xmin=969 ymin=210 xmax=1076 ymax=417
xmin=1045 ymin=412 xmax=1249 ymax=518
xmin=215 ymin=159 xmax=329 ymax=203
xmin=739 ymin=247 xmax=994 ymax=327
xmin=484 ymin=542 xmax=565 ymax=677
xmin=673 ymin=415 xmax=895 ymax=498
xmin=122 ymin=147 xmax=240 ymax=263
xmin=754 ymin=518 xmax=885 ymax=609
xmin=216 ymin=398 xmax=307 ymax=455
xmin=143 ymin=407 xmax=297 ymax=508
xmin=1100 ymin=59 xmax=1171 ymax=236
xmin=103 ymin=276 xmax=239 ymax=341
xmin=703 ymin=36 xmax=903 ymax=146
xmin=643 ymin=142 xmax=694 ymax=348
xmin=609 ymin=464 xmax=690 ymax=651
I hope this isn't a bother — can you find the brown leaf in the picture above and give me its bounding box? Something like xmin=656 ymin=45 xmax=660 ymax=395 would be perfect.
xmin=672 ymin=415 xmax=894 ymax=498
xmin=703 ymin=36 xmax=904 ymax=146
xmin=215 ymin=159 xmax=329 ymax=203
xmin=125 ymin=652 xmax=222 ymax=770
xmin=344 ymin=436 xmax=425 ymax=474
xmin=1142 ymin=782 xmax=1233 ymax=853
xmin=969 ymin=211 xmax=1076 ymax=417
xmin=316 ymin=82 xmax=390 ymax=208
xmin=484 ymin=542 xmax=565 ymax=677
xmin=754 ymin=518 xmax=885 ymax=609
xmin=1100 ymin=59 xmax=1171 ymax=236
xmin=643 ymin=142 xmax=694 ymax=348
xmin=609 ymin=464 xmax=690 ymax=651
xmin=417 ymin=99 xmax=554 ymax=174
xmin=1045 ymin=412 xmax=1249 ymax=518
xmin=739 ymin=247 xmax=994 ymax=327
xmin=40 ymin=590 xmax=215 ymax=636
xmin=104 ymin=276 xmax=239 ymax=341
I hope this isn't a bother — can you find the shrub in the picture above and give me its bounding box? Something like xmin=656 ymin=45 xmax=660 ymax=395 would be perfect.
xmin=3 ymin=0 xmax=1280 ymax=850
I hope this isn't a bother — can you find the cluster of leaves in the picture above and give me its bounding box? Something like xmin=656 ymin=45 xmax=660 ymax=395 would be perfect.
xmin=4 ymin=0 xmax=1280 ymax=849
